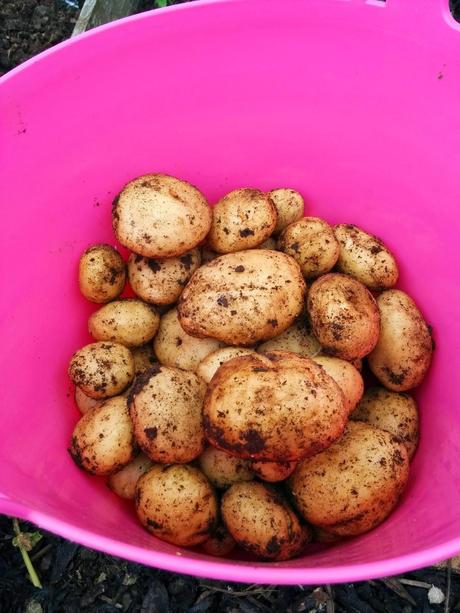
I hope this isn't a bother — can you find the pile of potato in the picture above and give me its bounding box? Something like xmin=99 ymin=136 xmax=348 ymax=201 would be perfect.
xmin=68 ymin=174 xmax=433 ymax=561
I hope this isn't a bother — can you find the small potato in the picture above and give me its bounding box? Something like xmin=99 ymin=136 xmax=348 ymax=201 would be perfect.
xmin=278 ymin=217 xmax=340 ymax=278
xmin=207 ymin=188 xmax=277 ymax=253
xmin=202 ymin=524 xmax=236 ymax=557
xmin=135 ymin=464 xmax=218 ymax=547
xmin=68 ymin=342 xmax=134 ymax=399
xmin=351 ymin=387 xmax=419 ymax=459
xmin=312 ymin=356 xmax=364 ymax=414
xmin=251 ymin=460 xmax=297 ymax=482
xmin=334 ymin=224 xmax=399 ymax=290
xmin=70 ymin=395 xmax=135 ymax=475
xmin=198 ymin=446 xmax=254 ymax=488
xmin=74 ymin=386 xmax=103 ymax=414
xmin=112 ymin=173 xmax=212 ymax=258
xmin=257 ymin=318 xmax=321 ymax=357
xmin=107 ymin=453 xmax=154 ymax=499
xmin=79 ymin=244 xmax=126 ymax=303
xmin=307 ymin=273 xmax=380 ymax=360
xmin=222 ymin=481 xmax=310 ymax=560
xmin=132 ymin=344 xmax=157 ymax=375
xmin=290 ymin=421 xmax=409 ymax=536
xmin=154 ymin=308 xmax=224 ymax=371
xmin=129 ymin=365 xmax=206 ymax=463
xmin=269 ymin=188 xmax=304 ymax=235
xmin=197 ymin=347 xmax=256 ymax=383
xmin=178 ymin=250 xmax=306 ymax=346
xmin=127 ymin=249 xmax=201 ymax=305
xmin=89 ymin=299 xmax=160 ymax=348
xmin=368 ymin=290 xmax=433 ymax=391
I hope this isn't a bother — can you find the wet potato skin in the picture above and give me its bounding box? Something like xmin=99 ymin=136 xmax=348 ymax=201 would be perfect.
xmin=79 ymin=244 xmax=126 ymax=303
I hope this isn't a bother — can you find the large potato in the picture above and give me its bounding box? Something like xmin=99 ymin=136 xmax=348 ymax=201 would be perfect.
xmin=334 ymin=224 xmax=399 ymax=290
xmin=312 ymin=355 xmax=364 ymax=414
xmin=70 ymin=395 xmax=135 ymax=475
xmin=198 ymin=446 xmax=254 ymax=488
xmin=204 ymin=351 xmax=347 ymax=461
xmin=135 ymin=464 xmax=218 ymax=547
xmin=221 ymin=481 xmax=310 ymax=560
xmin=112 ymin=174 xmax=212 ymax=257
xmin=207 ymin=188 xmax=277 ymax=253
xmin=154 ymin=308 xmax=224 ymax=371
xmin=307 ymin=273 xmax=380 ymax=360
xmin=178 ymin=250 xmax=306 ymax=346
xmin=368 ymin=290 xmax=433 ymax=391
xmin=74 ymin=386 xmax=103 ymax=414
xmin=251 ymin=460 xmax=297 ymax=483
xmin=129 ymin=365 xmax=206 ymax=463
xmin=290 ymin=421 xmax=410 ymax=536
xmin=68 ymin=342 xmax=134 ymax=399
xmin=257 ymin=318 xmax=321 ymax=357
xmin=269 ymin=188 xmax=304 ymax=235
xmin=79 ymin=244 xmax=126 ymax=303
xmin=197 ymin=347 xmax=256 ymax=383
xmin=107 ymin=453 xmax=155 ymax=499
xmin=351 ymin=387 xmax=419 ymax=459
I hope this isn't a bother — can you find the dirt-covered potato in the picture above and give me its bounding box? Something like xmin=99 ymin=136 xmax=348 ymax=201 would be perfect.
xmin=351 ymin=387 xmax=419 ymax=459
xmin=368 ymin=290 xmax=433 ymax=391
xmin=178 ymin=250 xmax=306 ymax=346
xmin=269 ymin=188 xmax=304 ymax=235
xmin=207 ymin=188 xmax=277 ymax=253
xmin=202 ymin=524 xmax=236 ymax=557
xmin=129 ymin=365 xmax=206 ymax=463
xmin=79 ymin=244 xmax=126 ymax=304
xmin=334 ymin=224 xmax=399 ymax=290
xmin=74 ymin=386 xmax=103 ymax=414
xmin=312 ymin=355 xmax=364 ymax=414
xmin=278 ymin=217 xmax=340 ymax=279
xmin=257 ymin=319 xmax=321 ymax=357
xmin=68 ymin=342 xmax=134 ymax=399
xmin=131 ymin=344 xmax=157 ymax=375
xmin=135 ymin=464 xmax=218 ymax=547
xmin=107 ymin=453 xmax=154 ymax=499
xmin=290 ymin=421 xmax=410 ymax=536
xmin=70 ymin=395 xmax=135 ymax=475
xmin=307 ymin=273 xmax=380 ymax=360
xmin=127 ymin=248 xmax=201 ymax=305
xmin=154 ymin=308 xmax=224 ymax=371
xmin=198 ymin=447 xmax=254 ymax=488
xmin=197 ymin=347 xmax=256 ymax=383
xmin=112 ymin=174 xmax=212 ymax=258
xmin=222 ymin=482 xmax=310 ymax=560
xmin=251 ymin=460 xmax=297 ymax=482
xmin=204 ymin=351 xmax=347 ymax=461
xmin=89 ymin=299 xmax=160 ymax=348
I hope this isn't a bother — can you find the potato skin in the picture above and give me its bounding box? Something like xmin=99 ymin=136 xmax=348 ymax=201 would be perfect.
xmin=307 ymin=273 xmax=380 ymax=360
xmin=198 ymin=446 xmax=254 ymax=488
xmin=257 ymin=318 xmax=321 ymax=357
xmin=135 ymin=464 xmax=218 ymax=547
xmin=312 ymin=355 xmax=364 ymax=414
xmin=204 ymin=351 xmax=347 ymax=461
xmin=368 ymin=290 xmax=433 ymax=391
xmin=334 ymin=224 xmax=399 ymax=290
xmin=222 ymin=481 xmax=310 ymax=560
xmin=70 ymin=395 xmax=135 ymax=476
xmin=290 ymin=421 xmax=409 ymax=536
xmin=351 ymin=387 xmax=419 ymax=459
xmin=202 ymin=524 xmax=236 ymax=557
xmin=131 ymin=344 xmax=157 ymax=375
xmin=107 ymin=453 xmax=154 ymax=499
xmin=79 ymin=244 xmax=126 ymax=304
xmin=197 ymin=347 xmax=256 ymax=383
xmin=74 ymin=386 xmax=103 ymax=414
xmin=251 ymin=460 xmax=297 ymax=482
xmin=178 ymin=250 xmax=306 ymax=346
xmin=269 ymin=188 xmax=304 ymax=235
xmin=207 ymin=188 xmax=277 ymax=253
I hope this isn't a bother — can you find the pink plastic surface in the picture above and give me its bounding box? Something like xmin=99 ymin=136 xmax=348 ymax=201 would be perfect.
xmin=1 ymin=0 xmax=460 ymax=585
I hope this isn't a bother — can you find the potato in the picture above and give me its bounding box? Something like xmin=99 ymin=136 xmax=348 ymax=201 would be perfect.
xmin=107 ymin=453 xmax=154 ymax=499
xmin=251 ymin=460 xmax=297 ymax=482
xmin=334 ymin=224 xmax=399 ymax=290
xmin=127 ymin=248 xmax=201 ymax=305
xmin=221 ymin=481 xmax=310 ymax=560
xmin=207 ymin=188 xmax=277 ymax=253
xmin=278 ymin=217 xmax=340 ymax=278
xmin=204 ymin=351 xmax=347 ymax=461
xmin=129 ymin=364 xmax=206 ymax=463
xmin=269 ymin=188 xmax=304 ymax=235
xmin=197 ymin=347 xmax=256 ymax=383
xmin=70 ymin=395 xmax=135 ymax=475
xmin=154 ymin=308 xmax=224 ymax=371
xmin=68 ymin=342 xmax=134 ymax=399
xmin=312 ymin=527 xmax=343 ymax=544
xmin=202 ymin=524 xmax=236 ymax=557
xmin=368 ymin=290 xmax=433 ymax=391
xmin=135 ymin=464 xmax=218 ymax=547
xmin=112 ymin=173 xmax=212 ymax=257
xmin=178 ymin=250 xmax=306 ymax=346
xmin=201 ymin=248 xmax=218 ymax=264
xmin=257 ymin=318 xmax=321 ymax=357
xmin=351 ymin=387 xmax=419 ymax=459
xmin=198 ymin=446 xmax=254 ymax=488
xmin=312 ymin=355 xmax=364 ymax=414
xmin=74 ymin=386 xmax=103 ymax=414
xmin=307 ymin=273 xmax=380 ymax=360
xmin=258 ymin=237 xmax=277 ymax=250
xmin=89 ymin=299 xmax=160 ymax=348
xmin=290 ymin=421 xmax=409 ymax=536
xmin=132 ymin=344 xmax=157 ymax=375
xmin=79 ymin=244 xmax=126 ymax=303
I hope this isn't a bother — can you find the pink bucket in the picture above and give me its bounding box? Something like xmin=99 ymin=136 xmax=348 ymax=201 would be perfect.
xmin=1 ymin=0 xmax=459 ymax=585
